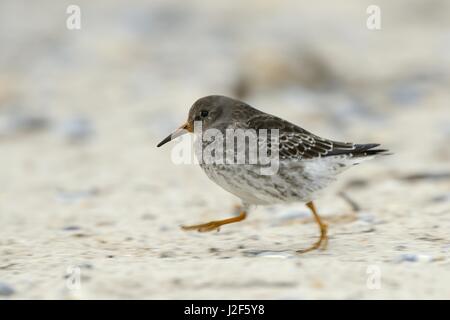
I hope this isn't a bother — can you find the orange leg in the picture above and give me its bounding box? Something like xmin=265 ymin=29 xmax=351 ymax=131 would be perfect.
xmin=181 ymin=208 xmax=247 ymax=233
xmin=297 ymin=201 xmax=328 ymax=254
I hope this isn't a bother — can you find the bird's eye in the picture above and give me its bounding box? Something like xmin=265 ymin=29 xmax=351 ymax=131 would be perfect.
xmin=200 ymin=110 xmax=209 ymax=118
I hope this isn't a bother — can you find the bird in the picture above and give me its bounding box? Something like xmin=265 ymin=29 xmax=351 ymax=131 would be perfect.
xmin=157 ymin=95 xmax=388 ymax=253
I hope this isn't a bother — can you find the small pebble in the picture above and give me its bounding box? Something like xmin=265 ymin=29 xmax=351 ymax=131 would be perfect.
xmin=396 ymin=253 xmax=433 ymax=263
xmin=141 ymin=213 xmax=156 ymax=220
xmin=401 ymin=172 xmax=450 ymax=182
xmin=0 ymin=112 xmax=50 ymax=137
xmin=0 ymin=282 xmax=15 ymax=296
xmin=72 ymin=233 xmax=89 ymax=238
xmin=159 ymin=251 xmax=175 ymax=258
xmin=62 ymin=226 xmax=81 ymax=231
xmin=159 ymin=225 xmax=170 ymax=232
xmin=358 ymin=212 xmax=376 ymax=224
xmin=59 ymin=117 xmax=94 ymax=143
xmin=56 ymin=188 xmax=100 ymax=204
xmin=389 ymin=83 xmax=423 ymax=106
xmin=430 ymin=193 xmax=450 ymax=203
xmin=345 ymin=179 xmax=369 ymax=188
xmin=78 ymin=263 xmax=94 ymax=270
xmin=242 ymin=250 xmax=295 ymax=259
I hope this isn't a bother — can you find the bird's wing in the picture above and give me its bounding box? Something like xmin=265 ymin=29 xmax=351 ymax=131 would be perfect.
xmin=246 ymin=113 xmax=383 ymax=160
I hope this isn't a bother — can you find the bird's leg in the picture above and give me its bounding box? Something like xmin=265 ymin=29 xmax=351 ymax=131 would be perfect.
xmin=297 ymin=201 xmax=328 ymax=254
xmin=181 ymin=206 xmax=247 ymax=233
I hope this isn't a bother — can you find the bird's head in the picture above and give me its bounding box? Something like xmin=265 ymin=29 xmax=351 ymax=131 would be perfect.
xmin=157 ymin=95 xmax=235 ymax=147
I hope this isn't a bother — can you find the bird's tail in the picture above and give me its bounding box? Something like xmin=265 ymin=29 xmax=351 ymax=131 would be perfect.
xmin=327 ymin=142 xmax=390 ymax=158
xmin=349 ymin=143 xmax=390 ymax=157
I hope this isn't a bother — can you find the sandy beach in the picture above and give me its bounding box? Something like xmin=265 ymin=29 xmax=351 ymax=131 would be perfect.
xmin=0 ymin=0 xmax=449 ymax=299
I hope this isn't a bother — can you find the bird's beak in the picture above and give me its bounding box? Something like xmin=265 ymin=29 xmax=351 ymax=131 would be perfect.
xmin=157 ymin=122 xmax=192 ymax=147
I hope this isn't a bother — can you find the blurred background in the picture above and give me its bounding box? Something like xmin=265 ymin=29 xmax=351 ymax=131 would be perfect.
xmin=0 ymin=0 xmax=449 ymax=299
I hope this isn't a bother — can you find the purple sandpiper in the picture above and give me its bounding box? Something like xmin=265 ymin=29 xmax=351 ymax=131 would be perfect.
xmin=157 ymin=95 xmax=388 ymax=253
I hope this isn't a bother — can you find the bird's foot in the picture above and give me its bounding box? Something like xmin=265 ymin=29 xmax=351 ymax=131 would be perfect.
xmin=181 ymin=221 xmax=223 ymax=233
xmin=296 ymin=223 xmax=328 ymax=254
xmin=181 ymin=211 xmax=247 ymax=233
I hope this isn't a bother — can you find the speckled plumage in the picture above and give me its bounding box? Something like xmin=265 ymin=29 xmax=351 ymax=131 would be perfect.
xmin=193 ymin=95 xmax=387 ymax=206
